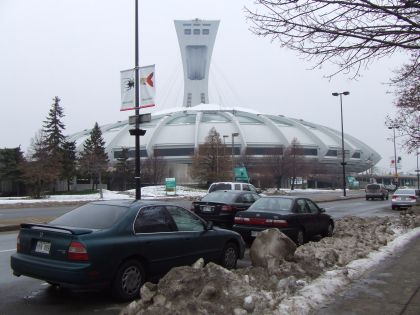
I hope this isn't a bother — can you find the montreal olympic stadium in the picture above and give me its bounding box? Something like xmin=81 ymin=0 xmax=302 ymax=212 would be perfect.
xmin=68 ymin=19 xmax=381 ymax=185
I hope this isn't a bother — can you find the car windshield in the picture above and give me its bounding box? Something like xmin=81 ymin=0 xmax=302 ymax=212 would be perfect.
xmin=208 ymin=183 xmax=232 ymax=193
xmin=50 ymin=203 xmax=129 ymax=229
xmin=202 ymin=191 xmax=237 ymax=203
xmin=249 ymin=197 xmax=293 ymax=212
xmin=394 ymin=189 xmax=415 ymax=195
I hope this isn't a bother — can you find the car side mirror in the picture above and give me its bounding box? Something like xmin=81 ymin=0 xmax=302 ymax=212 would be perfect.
xmin=256 ymin=188 xmax=262 ymax=194
xmin=205 ymin=221 xmax=214 ymax=230
xmin=319 ymin=208 xmax=326 ymax=213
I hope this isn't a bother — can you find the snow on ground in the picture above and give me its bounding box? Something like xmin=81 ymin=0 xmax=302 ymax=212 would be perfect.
xmin=0 ymin=186 xmax=207 ymax=204
xmin=121 ymin=210 xmax=420 ymax=315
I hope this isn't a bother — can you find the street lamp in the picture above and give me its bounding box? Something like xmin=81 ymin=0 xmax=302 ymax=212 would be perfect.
xmin=332 ymin=91 xmax=350 ymax=197
xmin=388 ymin=125 xmax=399 ymax=188
xmin=416 ymin=149 xmax=420 ymax=189
xmin=231 ymin=132 xmax=239 ymax=181
xmin=223 ymin=135 xmax=229 ymax=156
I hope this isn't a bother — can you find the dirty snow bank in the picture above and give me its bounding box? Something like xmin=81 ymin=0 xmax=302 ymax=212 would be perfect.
xmin=120 ymin=209 xmax=420 ymax=315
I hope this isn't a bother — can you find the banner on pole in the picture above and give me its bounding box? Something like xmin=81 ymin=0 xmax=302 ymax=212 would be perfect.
xmin=120 ymin=65 xmax=156 ymax=111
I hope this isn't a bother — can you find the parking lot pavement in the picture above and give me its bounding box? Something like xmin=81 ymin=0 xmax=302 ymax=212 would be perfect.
xmin=314 ymin=234 xmax=420 ymax=315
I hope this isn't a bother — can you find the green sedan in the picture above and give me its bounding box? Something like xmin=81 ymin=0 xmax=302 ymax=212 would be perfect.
xmin=11 ymin=200 xmax=245 ymax=301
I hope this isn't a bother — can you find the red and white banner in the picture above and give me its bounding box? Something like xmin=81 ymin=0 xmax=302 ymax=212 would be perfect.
xmin=120 ymin=65 xmax=156 ymax=111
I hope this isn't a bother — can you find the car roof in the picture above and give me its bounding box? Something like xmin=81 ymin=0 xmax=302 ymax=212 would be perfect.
xmin=207 ymin=190 xmax=248 ymax=195
xmin=259 ymin=195 xmax=301 ymax=200
xmin=89 ymin=199 xmax=178 ymax=208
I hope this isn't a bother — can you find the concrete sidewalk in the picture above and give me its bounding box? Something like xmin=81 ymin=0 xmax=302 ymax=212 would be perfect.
xmin=314 ymin=234 xmax=420 ymax=315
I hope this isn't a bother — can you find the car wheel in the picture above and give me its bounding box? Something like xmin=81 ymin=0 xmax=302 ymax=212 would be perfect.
xmin=112 ymin=260 xmax=145 ymax=301
xmin=220 ymin=242 xmax=238 ymax=269
xmin=392 ymin=205 xmax=397 ymax=210
xmin=381 ymin=196 xmax=385 ymax=200
xmin=322 ymin=222 xmax=334 ymax=237
xmin=296 ymin=229 xmax=306 ymax=246
xmin=386 ymin=195 xmax=389 ymax=200
xmin=366 ymin=197 xmax=369 ymax=201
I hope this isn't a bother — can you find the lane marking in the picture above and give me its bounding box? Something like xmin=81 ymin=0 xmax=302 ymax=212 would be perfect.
xmin=0 ymin=249 xmax=16 ymax=253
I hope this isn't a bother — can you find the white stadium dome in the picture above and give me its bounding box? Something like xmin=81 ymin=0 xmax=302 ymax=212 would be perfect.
xmin=68 ymin=19 xmax=381 ymax=184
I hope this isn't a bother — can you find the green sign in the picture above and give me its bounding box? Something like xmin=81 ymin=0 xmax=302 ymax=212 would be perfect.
xmin=234 ymin=167 xmax=249 ymax=183
xmin=165 ymin=178 xmax=176 ymax=195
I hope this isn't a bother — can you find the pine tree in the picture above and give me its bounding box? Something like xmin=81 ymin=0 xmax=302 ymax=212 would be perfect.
xmin=79 ymin=122 xmax=109 ymax=191
xmin=0 ymin=147 xmax=25 ymax=196
xmin=43 ymin=96 xmax=66 ymax=157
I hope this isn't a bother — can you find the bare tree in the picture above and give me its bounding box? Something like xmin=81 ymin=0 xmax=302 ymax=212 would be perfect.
xmin=142 ymin=152 xmax=167 ymax=185
xmin=386 ymin=54 xmax=420 ymax=152
xmin=22 ymin=131 xmax=59 ymax=198
xmin=246 ymin=0 xmax=419 ymax=151
xmin=246 ymin=0 xmax=420 ymax=78
xmin=190 ymin=127 xmax=230 ymax=185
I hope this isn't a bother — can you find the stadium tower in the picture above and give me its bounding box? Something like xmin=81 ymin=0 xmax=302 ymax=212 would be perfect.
xmin=174 ymin=19 xmax=219 ymax=107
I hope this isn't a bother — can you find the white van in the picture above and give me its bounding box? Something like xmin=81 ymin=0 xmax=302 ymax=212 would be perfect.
xmin=207 ymin=182 xmax=260 ymax=194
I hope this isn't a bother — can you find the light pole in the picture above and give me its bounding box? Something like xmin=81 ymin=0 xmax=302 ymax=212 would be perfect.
xmin=231 ymin=132 xmax=239 ymax=182
xmin=388 ymin=125 xmax=399 ymax=188
xmin=416 ymin=149 xmax=420 ymax=189
xmin=223 ymin=135 xmax=228 ymax=156
xmin=332 ymin=91 xmax=350 ymax=197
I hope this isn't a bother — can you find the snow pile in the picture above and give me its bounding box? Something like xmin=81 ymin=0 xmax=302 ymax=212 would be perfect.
xmin=120 ymin=211 xmax=420 ymax=315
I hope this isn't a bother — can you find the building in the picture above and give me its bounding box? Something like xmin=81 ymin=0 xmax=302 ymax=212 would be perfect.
xmin=68 ymin=19 xmax=381 ymax=185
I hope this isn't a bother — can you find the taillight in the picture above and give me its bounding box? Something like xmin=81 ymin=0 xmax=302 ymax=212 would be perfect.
xmin=221 ymin=205 xmax=234 ymax=212
xmin=409 ymin=196 xmax=417 ymax=200
xmin=234 ymin=217 xmax=243 ymax=224
xmin=266 ymin=219 xmax=288 ymax=227
xmin=392 ymin=196 xmax=398 ymax=200
xmin=68 ymin=241 xmax=89 ymax=261
xmin=16 ymin=232 xmax=21 ymax=252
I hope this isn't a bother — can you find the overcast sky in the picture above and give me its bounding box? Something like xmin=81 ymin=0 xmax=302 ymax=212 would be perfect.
xmin=1 ymin=0 xmax=417 ymax=173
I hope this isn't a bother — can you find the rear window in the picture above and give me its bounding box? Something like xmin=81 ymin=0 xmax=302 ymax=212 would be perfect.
xmin=366 ymin=184 xmax=380 ymax=190
xmin=208 ymin=183 xmax=232 ymax=193
xmin=249 ymin=198 xmax=293 ymax=212
xmin=395 ymin=189 xmax=415 ymax=195
xmin=202 ymin=191 xmax=237 ymax=203
xmin=50 ymin=204 xmax=129 ymax=229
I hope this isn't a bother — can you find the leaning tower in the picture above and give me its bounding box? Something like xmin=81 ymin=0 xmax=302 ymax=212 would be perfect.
xmin=174 ymin=19 xmax=220 ymax=107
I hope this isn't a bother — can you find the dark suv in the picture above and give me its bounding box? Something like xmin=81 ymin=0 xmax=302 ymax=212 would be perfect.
xmin=365 ymin=183 xmax=389 ymax=200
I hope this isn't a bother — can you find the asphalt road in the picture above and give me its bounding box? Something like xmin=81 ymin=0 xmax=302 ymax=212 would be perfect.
xmin=0 ymin=197 xmax=397 ymax=315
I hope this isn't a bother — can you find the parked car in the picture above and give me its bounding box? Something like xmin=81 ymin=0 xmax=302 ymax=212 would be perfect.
xmin=365 ymin=183 xmax=389 ymax=200
xmin=192 ymin=190 xmax=261 ymax=228
xmin=232 ymin=196 xmax=334 ymax=246
xmin=391 ymin=188 xmax=420 ymax=210
xmin=10 ymin=200 xmax=245 ymax=301
xmin=208 ymin=182 xmax=261 ymax=194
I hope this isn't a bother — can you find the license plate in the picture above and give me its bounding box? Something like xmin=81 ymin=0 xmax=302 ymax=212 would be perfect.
xmin=251 ymin=231 xmax=258 ymax=237
xmin=202 ymin=206 xmax=213 ymax=213
xmin=35 ymin=241 xmax=51 ymax=254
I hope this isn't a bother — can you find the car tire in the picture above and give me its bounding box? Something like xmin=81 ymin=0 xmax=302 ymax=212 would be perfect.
xmin=392 ymin=205 xmax=397 ymax=210
xmin=296 ymin=229 xmax=306 ymax=246
xmin=366 ymin=197 xmax=369 ymax=201
xmin=381 ymin=196 xmax=385 ymax=200
xmin=386 ymin=195 xmax=389 ymax=200
xmin=322 ymin=222 xmax=334 ymax=238
xmin=220 ymin=242 xmax=239 ymax=269
xmin=112 ymin=259 xmax=145 ymax=301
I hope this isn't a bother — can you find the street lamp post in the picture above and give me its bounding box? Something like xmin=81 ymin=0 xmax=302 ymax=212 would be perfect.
xmin=388 ymin=125 xmax=399 ymax=188
xmin=231 ymin=133 xmax=239 ymax=182
xmin=416 ymin=149 xmax=420 ymax=189
xmin=332 ymin=91 xmax=350 ymax=197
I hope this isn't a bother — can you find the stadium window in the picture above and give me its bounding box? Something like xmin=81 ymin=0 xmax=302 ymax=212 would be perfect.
xmin=184 ymin=29 xmax=191 ymax=35
xmin=193 ymin=29 xmax=200 ymax=35
xmin=202 ymin=29 xmax=209 ymax=35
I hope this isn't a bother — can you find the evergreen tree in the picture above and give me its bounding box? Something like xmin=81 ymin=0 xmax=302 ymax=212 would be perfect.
xmin=0 ymin=147 xmax=25 ymax=196
xmin=43 ymin=96 xmax=66 ymax=157
xmin=61 ymin=140 xmax=77 ymax=191
xmin=113 ymin=148 xmax=134 ymax=191
xmin=79 ymin=122 xmax=109 ymax=191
